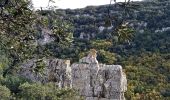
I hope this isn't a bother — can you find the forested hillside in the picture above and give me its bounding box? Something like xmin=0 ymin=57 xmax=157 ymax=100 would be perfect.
xmin=49 ymin=0 xmax=170 ymax=99
xmin=45 ymin=0 xmax=170 ymax=60
xmin=0 ymin=0 xmax=170 ymax=99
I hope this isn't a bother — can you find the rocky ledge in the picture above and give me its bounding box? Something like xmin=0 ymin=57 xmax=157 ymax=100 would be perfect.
xmin=18 ymin=50 xmax=127 ymax=100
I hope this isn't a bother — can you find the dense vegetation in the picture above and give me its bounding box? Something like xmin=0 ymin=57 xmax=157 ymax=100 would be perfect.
xmin=52 ymin=0 xmax=170 ymax=99
xmin=0 ymin=0 xmax=170 ymax=99
xmin=0 ymin=0 xmax=75 ymax=99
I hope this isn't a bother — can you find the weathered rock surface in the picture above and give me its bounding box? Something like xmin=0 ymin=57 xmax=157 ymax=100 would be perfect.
xmin=71 ymin=63 xmax=127 ymax=100
xmin=18 ymin=53 xmax=127 ymax=100
xmin=79 ymin=49 xmax=98 ymax=64
xmin=18 ymin=58 xmax=71 ymax=88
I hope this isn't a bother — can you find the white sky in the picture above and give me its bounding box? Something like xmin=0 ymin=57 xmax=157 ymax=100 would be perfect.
xmin=32 ymin=0 xmax=142 ymax=9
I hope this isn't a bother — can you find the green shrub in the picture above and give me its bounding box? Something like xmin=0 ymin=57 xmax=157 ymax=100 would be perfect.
xmin=97 ymin=50 xmax=117 ymax=64
xmin=18 ymin=82 xmax=82 ymax=100
xmin=18 ymin=82 xmax=46 ymax=100
xmin=1 ymin=75 xmax=29 ymax=94
xmin=0 ymin=85 xmax=11 ymax=99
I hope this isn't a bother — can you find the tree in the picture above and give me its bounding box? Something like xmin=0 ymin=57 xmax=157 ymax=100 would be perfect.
xmin=18 ymin=82 xmax=81 ymax=100
xmin=105 ymin=0 xmax=136 ymax=43
xmin=0 ymin=0 xmax=38 ymax=75
xmin=0 ymin=0 xmax=73 ymax=75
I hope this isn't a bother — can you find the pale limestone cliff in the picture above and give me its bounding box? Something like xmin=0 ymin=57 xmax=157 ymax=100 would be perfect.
xmin=71 ymin=63 xmax=127 ymax=100
xmin=18 ymin=58 xmax=71 ymax=88
xmin=18 ymin=54 xmax=127 ymax=100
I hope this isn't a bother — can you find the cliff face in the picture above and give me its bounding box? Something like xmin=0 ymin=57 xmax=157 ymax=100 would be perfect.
xmin=18 ymin=55 xmax=127 ymax=100
xmin=71 ymin=63 xmax=127 ymax=100
xmin=18 ymin=58 xmax=71 ymax=88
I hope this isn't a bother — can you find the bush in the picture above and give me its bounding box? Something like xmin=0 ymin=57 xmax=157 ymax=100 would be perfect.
xmin=0 ymin=85 xmax=11 ymax=99
xmin=97 ymin=50 xmax=117 ymax=64
xmin=18 ymin=82 xmax=47 ymax=100
xmin=18 ymin=82 xmax=81 ymax=100
xmin=1 ymin=75 xmax=29 ymax=94
xmin=0 ymin=52 xmax=10 ymax=75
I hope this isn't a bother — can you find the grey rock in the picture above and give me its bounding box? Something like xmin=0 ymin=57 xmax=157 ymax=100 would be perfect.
xmin=71 ymin=63 xmax=127 ymax=100
xmin=18 ymin=58 xmax=71 ymax=88
xmin=18 ymin=54 xmax=127 ymax=100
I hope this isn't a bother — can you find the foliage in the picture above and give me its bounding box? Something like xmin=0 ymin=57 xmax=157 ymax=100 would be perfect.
xmin=0 ymin=0 xmax=73 ymax=75
xmin=97 ymin=50 xmax=117 ymax=64
xmin=0 ymin=75 xmax=29 ymax=94
xmin=0 ymin=53 xmax=9 ymax=75
xmin=90 ymin=40 xmax=112 ymax=50
xmin=0 ymin=0 xmax=170 ymax=99
xmin=51 ymin=1 xmax=170 ymax=99
xmin=18 ymin=82 xmax=81 ymax=100
xmin=0 ymin=75 xmax=80 ymax=99
xmin=0 ymin=85 xmax=12 ymax=99
xmin=34 ymin=58 xmax=46 ymax=73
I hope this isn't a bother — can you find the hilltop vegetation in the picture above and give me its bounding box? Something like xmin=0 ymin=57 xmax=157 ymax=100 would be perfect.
xmin=0 ymin=0 xmax=170 ymax=99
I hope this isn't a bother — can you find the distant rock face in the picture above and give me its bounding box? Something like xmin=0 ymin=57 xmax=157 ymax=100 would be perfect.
xmin=18 ymin=52 xmax=127 ymax=100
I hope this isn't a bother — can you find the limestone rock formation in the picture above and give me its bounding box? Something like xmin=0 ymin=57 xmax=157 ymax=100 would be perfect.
xmin=71 ymin=63 xmax=127 ymax=100
xmin=18 ymin=51 xmax=127 ymax=100
xmin=18 ymin=58 xmax=71 ymax=88
xmin=79 ymin=49 xmax=98 ymax=64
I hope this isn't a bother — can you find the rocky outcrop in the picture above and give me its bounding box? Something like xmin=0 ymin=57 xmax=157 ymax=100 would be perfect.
xmin=18 ymin=52 xmax=127 ymax=100
xmin=71 ymin=63 xmax=127 ymax=100
xmin=18 ymin=58 xmax=71 ymax=88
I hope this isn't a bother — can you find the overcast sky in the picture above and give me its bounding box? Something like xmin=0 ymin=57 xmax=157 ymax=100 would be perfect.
xmin=32 ymin=0 xmax=142 ymax=9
